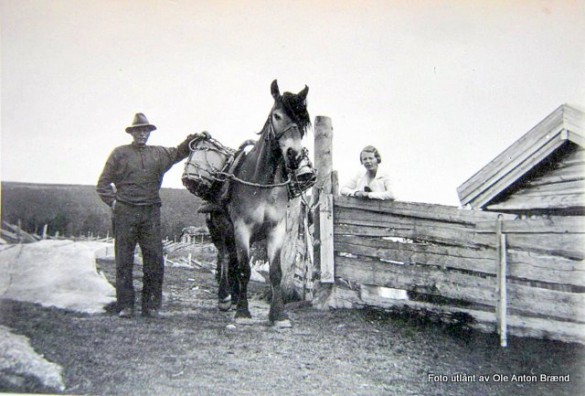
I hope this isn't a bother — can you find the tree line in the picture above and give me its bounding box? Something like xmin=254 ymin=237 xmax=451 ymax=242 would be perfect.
xmin=1 ymin=182 xmax=206 ymax=239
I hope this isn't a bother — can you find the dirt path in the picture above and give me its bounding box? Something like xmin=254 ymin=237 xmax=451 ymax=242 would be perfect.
xmin=1 ymin=250 xmax=583 ymax=395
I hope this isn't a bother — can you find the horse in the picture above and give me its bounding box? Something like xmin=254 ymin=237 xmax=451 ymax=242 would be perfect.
xmin=204 ymin=80 xmax=313 ymax=327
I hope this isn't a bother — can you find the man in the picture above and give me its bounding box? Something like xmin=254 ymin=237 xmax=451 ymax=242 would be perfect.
xmin=97 ymin=112 xmax=204 ymax=318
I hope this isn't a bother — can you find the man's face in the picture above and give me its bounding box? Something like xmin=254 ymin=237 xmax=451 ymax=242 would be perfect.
xmin=130 ymin=128 xmax=151 ymax=147
xmin=360 ymin=152 xmax=378 ymax=172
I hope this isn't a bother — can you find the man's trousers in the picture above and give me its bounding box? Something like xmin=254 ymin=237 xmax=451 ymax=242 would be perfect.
xmin=113 ymin=202 xmax=164 ymax=312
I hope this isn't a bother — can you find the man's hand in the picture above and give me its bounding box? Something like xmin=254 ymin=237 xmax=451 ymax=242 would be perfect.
xmin=178 ymin=131 xmax=212 ymax=156
xmin=198 ymin=130 xmax=211 ymax=140
xmin=178 ymin=134 xmax=198 ymax=155
xmin=188 ymin=131 xmax=211 ymax=142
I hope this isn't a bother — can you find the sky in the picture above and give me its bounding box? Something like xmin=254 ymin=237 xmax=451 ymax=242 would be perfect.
xmin=1 ymin=0 xmax=584 ymax=206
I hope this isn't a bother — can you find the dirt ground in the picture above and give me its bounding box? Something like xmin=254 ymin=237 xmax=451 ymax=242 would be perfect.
xmin=1 ymin=243 xmax=584 ymax=396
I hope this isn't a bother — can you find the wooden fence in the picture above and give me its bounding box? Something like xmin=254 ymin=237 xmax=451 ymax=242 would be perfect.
xmin=317 ymin=195 xmax=585 ymax=345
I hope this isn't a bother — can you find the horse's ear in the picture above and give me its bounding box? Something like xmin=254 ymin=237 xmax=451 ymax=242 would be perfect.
xmin=271 ymin=80 xmax=280 ymax=100
xmin=298 ymin=85 xmax=309 ymax=101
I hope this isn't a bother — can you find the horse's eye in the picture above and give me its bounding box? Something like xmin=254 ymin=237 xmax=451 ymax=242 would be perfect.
xmin=273 ymin=113 xmax=281 ymax=121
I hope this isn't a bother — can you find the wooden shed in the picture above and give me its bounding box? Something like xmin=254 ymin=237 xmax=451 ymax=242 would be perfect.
xmin=457 ymin=104 xmax=585 ymax=215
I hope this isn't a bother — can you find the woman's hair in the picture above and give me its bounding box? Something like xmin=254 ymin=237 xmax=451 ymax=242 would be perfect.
xmin=360 ymin=145 xmax=381 ymax=164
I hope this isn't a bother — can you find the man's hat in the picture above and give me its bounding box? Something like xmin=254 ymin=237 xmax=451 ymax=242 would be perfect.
xmin=125 ymin=113 xmax=157 ymax=133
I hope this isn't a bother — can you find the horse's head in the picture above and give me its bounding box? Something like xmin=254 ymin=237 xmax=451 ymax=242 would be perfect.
xmin=268 ymin=79 xmax=310 ymax=171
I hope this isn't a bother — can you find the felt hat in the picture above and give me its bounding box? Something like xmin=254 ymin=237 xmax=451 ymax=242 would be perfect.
xmin=125 ymin=113 xmax=157 ymax=133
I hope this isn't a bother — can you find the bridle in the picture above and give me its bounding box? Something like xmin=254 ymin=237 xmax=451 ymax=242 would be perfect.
xmin=265 ymin=117 xmax=301 ymax=141
xmin=226 ymin=114 xmax=315 ymax=198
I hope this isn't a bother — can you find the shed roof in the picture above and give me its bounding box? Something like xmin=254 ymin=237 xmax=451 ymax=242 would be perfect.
xmin=457 ymin=104 xmax=585 ymax=210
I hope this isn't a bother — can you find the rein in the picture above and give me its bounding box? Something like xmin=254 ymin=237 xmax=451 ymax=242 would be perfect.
xmin=219 ymin=172 xmax=291 ymax=188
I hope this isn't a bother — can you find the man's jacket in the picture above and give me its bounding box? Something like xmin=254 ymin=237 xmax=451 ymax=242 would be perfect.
xmin=97 ymin=143 xmax=189 ymax=207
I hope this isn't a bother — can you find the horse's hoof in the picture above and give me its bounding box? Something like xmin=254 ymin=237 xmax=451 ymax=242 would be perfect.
xmin=272 ymin=319 xmax=292 ymax=329
xmin=235 ymin=309 xmax=252 ymax=320
xmin=234 ymin=317 xmax=255 ymax=326
xmin=218 ymin=296 xmax=232 ymax=312
xmin=269 ymin=310 xmax=289 ymax=324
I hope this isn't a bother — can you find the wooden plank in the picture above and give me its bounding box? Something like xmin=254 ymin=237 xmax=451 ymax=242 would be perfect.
xmin=335 ymin=223 xmax=406 ymax=238
xmin=497 ymin=144 xmax=584 ymax=202
xmin=506 ymin=250 xmax=585 ymax=287
xmin=476 ymin=216 xmax=585 ymax=234
xmin=334 ymin=205 xmax=476 ymax=230
xmin=529 ymin=168 xmax=584 ymax=186
xmin=515 ymin=180 xmax=584 ymax=195
xmin=505 ymin=314 xmax=585 ymax=345
xmin=529 ymin=159 xmax=584 ymax=186
xmin=507 ymin=282 xmax=585 ymax=323
xmin=330 ymin=286 xmax=585 ymax=344
xmin=487 ymin=193 xmax=585 ymax=212
xmin=335 ymin=255 xmax=497 ymax=307
xmin=0 ymin=228 xmax=21 ymax=243
xmin=334 ymin=195 xmax=505 ymax=225
xmin=336 ymin=254 xmax=585 ymax=322
xmin=335 ymin=208 xmax=497 ymax=248
xmin=335 ymin=234 xmax=585 ymax=287
xmin=358 ymin=292 xmax=585 ymax=344
xmin=334 ymin=223 xmax=495 ymax=249
xmin=334 ymin=234 xmax=496 ymax=275
xmin=512 ymin=186 xmax=585 ymax=199
xmin=1 ymin=222 xmax=39 ymax=243
xmin=506 ymin=233 xmax=584 ymax=260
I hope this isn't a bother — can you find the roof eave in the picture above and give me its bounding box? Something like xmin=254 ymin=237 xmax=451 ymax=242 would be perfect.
xmin=457 ymin=104 xmax=585 ymax=208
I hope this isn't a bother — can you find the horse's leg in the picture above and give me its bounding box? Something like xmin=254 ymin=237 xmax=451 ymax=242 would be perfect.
xmin=217 ymin=246 xmax=233 ymax=311
xmin=233 ymin=221 xmax=252 ymax=319
xmin=267 ymin=220 xmax=290 ymax=326
xmin=228 ymin=245 xmax=240 ymax=307
xmin=208 ymin=213 xmax=232 ymax=311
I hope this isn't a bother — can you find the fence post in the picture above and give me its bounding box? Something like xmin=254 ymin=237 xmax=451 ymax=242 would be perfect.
xmin=496 ymin=215 xmax=508 ymax=347
xmin=313 ymin=116 xmax=335 ymax=284
xmin=17 ymin=219 xmax=23 ymax=243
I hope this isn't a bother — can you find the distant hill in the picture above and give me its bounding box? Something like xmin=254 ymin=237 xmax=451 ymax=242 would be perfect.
xmin=1 ymin=182 xmax=206 ymax=239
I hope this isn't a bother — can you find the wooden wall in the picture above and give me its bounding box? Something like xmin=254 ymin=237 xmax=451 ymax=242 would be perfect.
xmin=327 ymin=196 xmax=585 ymax=344
xmin=487 ymin=142 xmax=585 ymax=214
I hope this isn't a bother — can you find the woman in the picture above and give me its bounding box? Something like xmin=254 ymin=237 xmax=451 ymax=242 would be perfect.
xmin=340 ymin=145 xmax=395 ymax=200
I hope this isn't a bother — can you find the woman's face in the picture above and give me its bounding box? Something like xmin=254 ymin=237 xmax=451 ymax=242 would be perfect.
xmin=360 ymin=151 xmax=379 ymax=172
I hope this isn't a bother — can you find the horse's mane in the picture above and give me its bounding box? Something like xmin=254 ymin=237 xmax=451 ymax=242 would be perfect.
xmin=248 ymin=118 xmax=282 ymax=184
xmin=277 ymin=92 xmax=311 ymax=137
